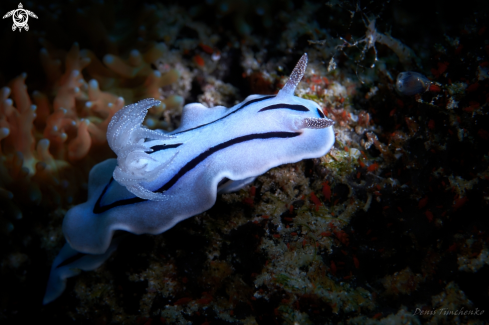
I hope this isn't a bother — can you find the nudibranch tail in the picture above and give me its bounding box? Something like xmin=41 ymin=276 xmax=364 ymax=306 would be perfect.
xmin=43 ymin=237 xmax=123 ymax=305
xmin=278 ymin=53 xmax=308 ymax=97
xmin=107 ymin=98 xmax=177 ymax=200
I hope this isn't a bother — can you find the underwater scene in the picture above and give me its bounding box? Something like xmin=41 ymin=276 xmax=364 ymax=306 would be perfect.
xmin=0 ymin=0 xmax=488 ymax=323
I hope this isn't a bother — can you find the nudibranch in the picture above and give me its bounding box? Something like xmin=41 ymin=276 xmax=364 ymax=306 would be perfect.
xmin=44 ymin=53 xmax=335 ymax=304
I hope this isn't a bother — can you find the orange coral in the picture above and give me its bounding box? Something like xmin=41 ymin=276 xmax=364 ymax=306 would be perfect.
xmin=1 ymin=75 xmax=37 ymax=172
xmin=0 ymin=41 xmax=183 ymax=222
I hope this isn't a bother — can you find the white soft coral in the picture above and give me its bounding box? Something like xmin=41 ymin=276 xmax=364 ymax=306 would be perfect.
xmin=107 ymin=98 xmax=176 ymax=200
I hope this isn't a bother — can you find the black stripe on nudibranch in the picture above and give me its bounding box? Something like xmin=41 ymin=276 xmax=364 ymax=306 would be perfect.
xmin=56 ymin=252 xmax=86 ymax=268
xmin=173 ymin=95 xmax=275 ymax=135
xmin=317 ymin=108 xmax=325 ymax=118
xmin=238 ymin=95 xmax=275 ymax=110
xmin=155 ymin=131 xmax=301 ymax=193
xmin=93 ymin=178 xmax=146 ymax=213
xmin=217 ymin=177 xmax=231 ymax=188
xmin=93 ymin=131 xmax=300 ymax=214
xmin=258 ymin=104 xmax=309 ymax=112
xmin=146 ymin=143 xmax=183 ymax=154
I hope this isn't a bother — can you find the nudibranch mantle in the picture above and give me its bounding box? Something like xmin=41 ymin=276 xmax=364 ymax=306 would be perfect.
xmin=44 ymin=54 xmax=334 ymax=304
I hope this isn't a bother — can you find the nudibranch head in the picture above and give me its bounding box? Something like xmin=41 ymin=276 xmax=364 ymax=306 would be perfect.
xmin=271 ymin=53 xmax=334 ymax=132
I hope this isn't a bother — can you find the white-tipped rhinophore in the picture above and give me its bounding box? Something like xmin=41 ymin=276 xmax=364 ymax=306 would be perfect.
xmin=295 ymin=117 xmax=334 ymax=130
xmin=278 ymin=53 xmax=308 ymax=97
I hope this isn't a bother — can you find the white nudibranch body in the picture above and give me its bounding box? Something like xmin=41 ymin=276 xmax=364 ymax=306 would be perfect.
xmin=44 ymin=54 xmax=335 ymax=304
